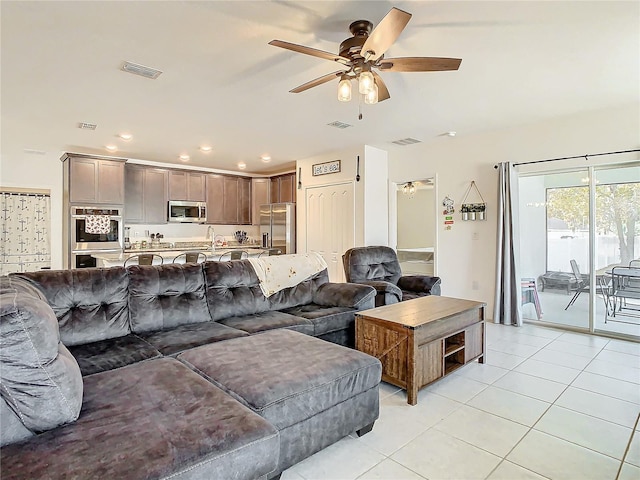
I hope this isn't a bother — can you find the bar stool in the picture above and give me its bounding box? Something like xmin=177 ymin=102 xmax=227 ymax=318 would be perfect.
xmin=172 ymin=251 xmax=207 ymax=264
xmin=258 ymin=248 xmax=282 ymax=258
xmin=124 ymin=253 xmax=163 ymax=267
xmin=217 ymin=250 xmax=248 ymax=261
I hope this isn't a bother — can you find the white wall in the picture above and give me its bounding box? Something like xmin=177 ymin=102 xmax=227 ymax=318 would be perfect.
xmin=0 ymin=150 xmax=64 ymax=269
xmin=363 ymin=145 xmax=389 ymax=245
xmin=296 ymin=145 xmax=389 ymax=252
xmin=388 ymin=104 xmax=640 ymax=319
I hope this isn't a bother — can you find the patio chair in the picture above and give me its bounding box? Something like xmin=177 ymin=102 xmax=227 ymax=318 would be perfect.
xmin=565 ymin=259 xmax=603 ymax=310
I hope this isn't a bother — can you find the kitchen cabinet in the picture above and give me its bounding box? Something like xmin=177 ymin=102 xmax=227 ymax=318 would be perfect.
xmin=125 ymin=165 xmax=168 ymax=224
xmin=223 ymin=176 xmax=239 ymax=224
xmin=63 ymin=154 xmax=125 ymax=204
xmin=270 ymin=173 xmax=296 ymax=203
xmin=205 ymin=175 xmax=225 ymax=224
xmin=206 ymin=174 xmax=251 ymax=225
xmin=168 ymin=171 xmax=205 ymax=201
xmin=238 ymin=177 xmax=251 ymax=225
xmin=251 ymin=178 xmax=269 ymax=225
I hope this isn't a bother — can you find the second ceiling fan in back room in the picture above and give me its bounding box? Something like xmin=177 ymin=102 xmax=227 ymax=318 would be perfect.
xmin=269 ymin=7 xmax=462 ymax=105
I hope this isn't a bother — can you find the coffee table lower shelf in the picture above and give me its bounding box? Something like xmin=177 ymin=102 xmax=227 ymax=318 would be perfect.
xmin=355 ymin=296 xmax=486 ymax=405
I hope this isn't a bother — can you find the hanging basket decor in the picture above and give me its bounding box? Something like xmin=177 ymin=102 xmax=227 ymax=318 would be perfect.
xmin=460 ymin=181 xmax=486 ymax=221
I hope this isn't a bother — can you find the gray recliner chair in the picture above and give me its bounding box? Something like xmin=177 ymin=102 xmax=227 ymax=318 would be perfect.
xmin=342 ymin=246 xmax=441 ymax=307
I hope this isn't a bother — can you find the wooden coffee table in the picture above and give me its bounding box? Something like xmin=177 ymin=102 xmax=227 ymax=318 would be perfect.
xmin=355 ymin=296 xmax=486 ymax=405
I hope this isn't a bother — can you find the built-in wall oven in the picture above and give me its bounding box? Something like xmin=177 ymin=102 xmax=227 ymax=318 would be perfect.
xmin=68 ymin=206 xmax=123 ymax=269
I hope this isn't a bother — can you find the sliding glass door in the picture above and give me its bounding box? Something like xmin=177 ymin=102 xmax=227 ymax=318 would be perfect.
xmin=518 ymin=163 xmax=639 ymax=339
xmin=593 ymin=165 xmax=640 ymax=337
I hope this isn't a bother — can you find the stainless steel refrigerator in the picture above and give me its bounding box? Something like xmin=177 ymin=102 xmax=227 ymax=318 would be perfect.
xmin=259 ymin=203 xmax=296 ymax=254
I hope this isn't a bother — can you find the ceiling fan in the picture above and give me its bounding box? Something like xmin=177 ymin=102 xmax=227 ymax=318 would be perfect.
xmin=269 ymin=7 xmax=462 ymax=104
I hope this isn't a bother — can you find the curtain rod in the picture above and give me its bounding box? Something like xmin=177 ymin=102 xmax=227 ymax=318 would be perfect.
xmin=493 ymin=148 xmax=640 ymax=169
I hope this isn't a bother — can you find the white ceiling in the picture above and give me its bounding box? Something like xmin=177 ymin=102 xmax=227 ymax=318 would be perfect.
xmin=2 ymin=1 xmax=638 ymax=174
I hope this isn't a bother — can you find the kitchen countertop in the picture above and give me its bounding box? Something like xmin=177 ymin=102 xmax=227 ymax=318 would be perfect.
xmin=124 ymin=244 xmax=260 ymax=253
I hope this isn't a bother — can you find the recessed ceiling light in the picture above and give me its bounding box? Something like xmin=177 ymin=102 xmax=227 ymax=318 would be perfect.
xmin=447 ymin=131 xmax=457 ymax=137
xmin=105 ymin=145 xmax=118 ymax=152
xmin=238 ymin=162 xmax=247 ymax=170
xmin=200 ymin=145 xmax=212 ymax=153
xmin=179 ymin=154 xmax=190 ymax=161
xmin=118 ymin=133 xmax=133 ymax=141
xmin=260 ymin=154 xmax=271 ymax=162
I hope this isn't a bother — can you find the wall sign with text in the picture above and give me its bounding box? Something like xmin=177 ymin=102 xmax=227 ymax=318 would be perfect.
xmin=312 ymin=160 xmax=341 ymax=176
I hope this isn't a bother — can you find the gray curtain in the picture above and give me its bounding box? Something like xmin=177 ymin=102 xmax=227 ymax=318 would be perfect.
xmin=493 ymin=163 xmax=522 ymax=326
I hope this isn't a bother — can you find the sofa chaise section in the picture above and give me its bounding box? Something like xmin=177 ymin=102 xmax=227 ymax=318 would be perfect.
xmin=178 ymin=329 xmax=382 ymax=477
xmin=1 ymin=358 xmax=280 ymax=480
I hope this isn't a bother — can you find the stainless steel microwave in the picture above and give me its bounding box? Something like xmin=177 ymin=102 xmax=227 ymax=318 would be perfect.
xmin=168 ymin=201 xmax=207 ymax=223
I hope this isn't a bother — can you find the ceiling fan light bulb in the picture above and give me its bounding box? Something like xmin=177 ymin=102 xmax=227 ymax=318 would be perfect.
xmin=338 ymin=77 xmax=352 ymax=102
xmin=358 ymin=71 xmax=374 ymax=94
xmin=364 ymin=82 xmax=378 ymax=104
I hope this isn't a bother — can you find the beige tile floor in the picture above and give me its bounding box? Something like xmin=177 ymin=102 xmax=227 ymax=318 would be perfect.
xmin=281 ymin=323 xmax=640 ymax=480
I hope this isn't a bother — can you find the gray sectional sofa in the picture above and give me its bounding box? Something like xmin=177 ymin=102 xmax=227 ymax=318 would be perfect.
xmin=0 ymin=260 xmax=381 ymax=480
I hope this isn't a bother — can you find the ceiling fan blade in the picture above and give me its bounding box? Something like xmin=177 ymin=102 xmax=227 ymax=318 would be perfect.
xmin=361 ymin=7 xmax=412 ymax=62
xmin=269 ymin=40 xmax=351 ymax=65
xmin=378 ymin=57 xmax=462 ymax=72
xmin=290 ymin=71 xmax=344 ymax=93
xmin=372 ymin=72 xmax=390 ymax=102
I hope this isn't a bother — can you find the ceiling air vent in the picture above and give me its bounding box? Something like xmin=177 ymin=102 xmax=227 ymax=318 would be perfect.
xmin=391 ymin=137 xmax=422 ymax=146
xmin=77 ymin=122 xmax=97 ymax=130
xmin=327 ymin=121 xmax=352 ymax=129
xmin=121 ymin=61 xmax=163 ymax=79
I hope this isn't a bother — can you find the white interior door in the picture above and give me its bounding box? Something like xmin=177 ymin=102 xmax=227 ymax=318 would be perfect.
xmin=306 ymin=182 xmax=354 ymax=282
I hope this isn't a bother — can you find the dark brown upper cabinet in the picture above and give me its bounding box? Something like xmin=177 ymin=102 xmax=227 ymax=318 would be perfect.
xmin=63 ymin=154 xmax=125 ymax=205
xmin=269 ymin=173 xmax=296 ymax=204
xmin=124 ymin=165 xmax=168 ymax=224
xmin=168 ymin=171 xmax=206 ymax=202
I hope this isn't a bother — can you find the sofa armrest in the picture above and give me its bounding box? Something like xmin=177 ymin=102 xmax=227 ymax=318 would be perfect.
xmin=313 ymin=282 xmax=376 ymax=310
xmin=397 ymin=275 xmax=442 ymax=296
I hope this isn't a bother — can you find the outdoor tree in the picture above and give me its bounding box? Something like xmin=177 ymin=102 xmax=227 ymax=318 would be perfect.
xmin=547 ymin=182 xmax=639 ymax=264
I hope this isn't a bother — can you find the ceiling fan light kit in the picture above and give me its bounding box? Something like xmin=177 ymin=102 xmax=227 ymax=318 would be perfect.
xmin=358 ymin=69 xmax=375 ymax=95
xmin=269 ymin=7 xmax=461 ymax=105
xmin=338 ymin=75 xmax=352 ymax=102
xmin=364 ymin=83 xmax=379 ymax=105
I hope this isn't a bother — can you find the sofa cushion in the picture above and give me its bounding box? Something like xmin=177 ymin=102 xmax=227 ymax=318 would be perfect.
xmin=0 ymin=358 xmax=279 ymax=480
xmin=68 ymin=334 xmax=162 ymax=376
xmin=267 ymin=270 xmax=329 ymax=311
xmin=140 ymin=321 xmax=249 ymax=356
xmin=203 ymin=260 xmax=271 ymax=321
xmin=15 ymin=268 xmax=130 ymax=346
xmin=0 ymin=292 xmax=83 ymax=433
xmin=0 ymin=397 xmax=34 ymax=447
xmin=1 ymin=276 xmax=47 ymax=302
xmin=178 ymin=329 xmax=382 ymax=430
xmin=283 ymin=304 xmax=356 ymax=336
xmin=219 ymin=311 xmax=314 ymax=336
xmin=128 ymin=263 xmax=211 ymax=333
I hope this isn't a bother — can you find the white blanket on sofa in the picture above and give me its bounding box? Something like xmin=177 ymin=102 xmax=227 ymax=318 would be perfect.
xmin=248 ymin=252 xmax=328 ymax=297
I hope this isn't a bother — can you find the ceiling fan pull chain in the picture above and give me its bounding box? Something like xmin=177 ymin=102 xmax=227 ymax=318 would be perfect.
xmin=358 ymin=96 xmax=363 ymax=120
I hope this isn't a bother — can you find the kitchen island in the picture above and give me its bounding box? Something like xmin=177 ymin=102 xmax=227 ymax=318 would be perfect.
xmin=92 ymin=246 xmax=269 ymax=267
